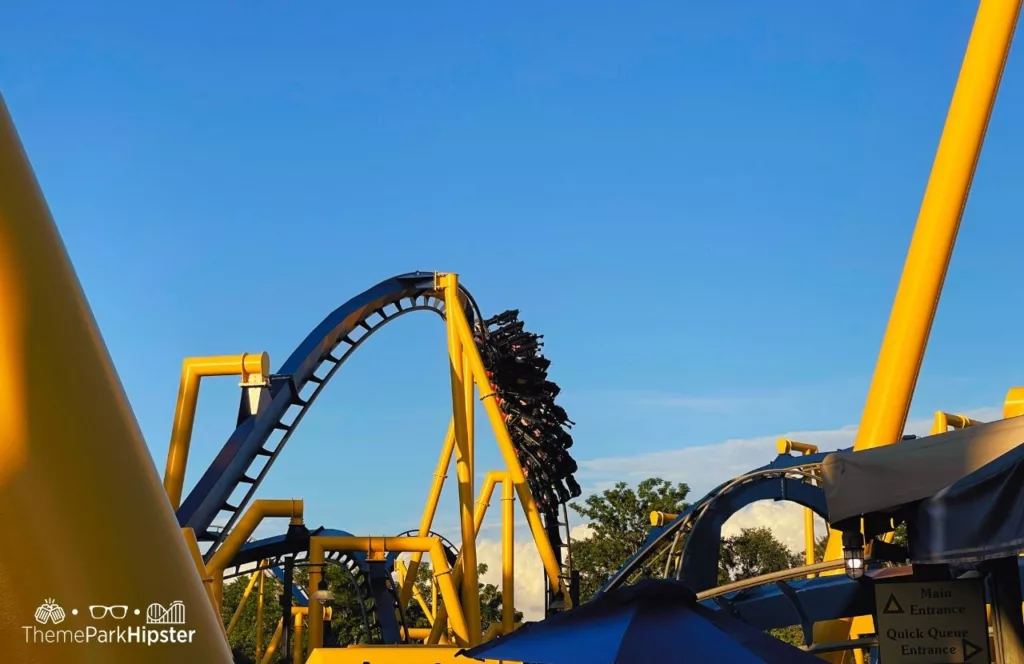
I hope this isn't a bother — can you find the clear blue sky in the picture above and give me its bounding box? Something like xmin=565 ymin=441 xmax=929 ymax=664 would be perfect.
xmin=2 ymin=2 xmax=1023 ymax=537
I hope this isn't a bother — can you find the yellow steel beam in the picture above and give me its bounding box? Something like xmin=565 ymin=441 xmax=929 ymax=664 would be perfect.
xmin=501 ymin=472 xmax=515 ymax=635
xmin=399 ymin=419 xmax=457 ymax=609
xmin=205 ymin=499 xmax=304 ymax=610
xmin=853 ymin=0 xmax=1020 ymax=452
xmin=226 ymin=566 xmax=264 ymax=636
xmin=1005 ymin=387 xmax=1024 ymax=418
xmin=0 ymin=91 xmax=233 ymax=662
xmin=427 ymin=470 xmax=503 ymax=644
xmin=293 ymin=610 xmax=304 ymax=664
xmin=650 ymin=511 xmax=678 ymax=527
xmin=259 ymin=607 xmax=306 ymax=664
xmin=396 ymin=559 xmax=433 ymax=624
xmin=440 ymin=273 xmax=483 ymax=645
xmin=817 ymin=1 xmax=1021 ymax=659
xmin=400 ymin=626 xmax=432 ymax=642
xmin=442 ymin=274 xmax=570 ymax=605
xmin=256 ymin=569 xmax=265 ymax=660
xmin=930 ymin=411 xmax=984 ymax=435
xmin=307 ymin=536 xmax=470 ymax=652
xmin=164 ymin=353 xmax=269 ymax=510
xmin=259 ymin=611 xmax=278 ymax=664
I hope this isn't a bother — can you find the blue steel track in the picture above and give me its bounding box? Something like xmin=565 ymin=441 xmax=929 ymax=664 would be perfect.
xmin=175 ymin=272 xmax=478 ymax=553
xmin=173 ymin=272 xmax=479 ymax=644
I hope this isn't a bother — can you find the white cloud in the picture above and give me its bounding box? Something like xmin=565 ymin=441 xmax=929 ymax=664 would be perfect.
xmin=474 ymin=537 xmax=547 ymax=621
xmin=721 ymin=501 xmax=828 ymax=556
xmin=575 ymin=406 xmax=1002 ymax=500
xmin=569 ymin=523 xmax=593 ymax=541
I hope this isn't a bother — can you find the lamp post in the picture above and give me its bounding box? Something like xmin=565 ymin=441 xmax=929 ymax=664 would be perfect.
xmin=842 ymin=530 xmax=865 ymax=580
xmin=313 ymin=568 xmax=336 ymax=648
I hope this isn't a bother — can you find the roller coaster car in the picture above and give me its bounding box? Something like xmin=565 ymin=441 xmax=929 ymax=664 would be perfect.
xmin=474 ymin=310 xmax=583 ymax=510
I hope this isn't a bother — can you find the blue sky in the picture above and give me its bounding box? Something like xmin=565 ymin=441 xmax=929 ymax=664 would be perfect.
xmin=3 ymin=2 xmax=1023 ymax=552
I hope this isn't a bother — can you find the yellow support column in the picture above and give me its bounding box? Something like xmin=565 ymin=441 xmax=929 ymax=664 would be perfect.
xmin=400 ymin=420 xmax=457 ymax=608
xmin=445 ymin=283 xmax=569 ymax=605
xmin=501 ymin=473 xmax=516 ymax=635
xmin=164 ymin=352 xmax=270 ymax=510
xmin=816 ymin=1 xmax=1021 ymax=659
xmin=256 ymin=570 xmax=265 ymax=660
xmin=441 ymin=273 xmax=482 ymax=645
xmin=226 ymin=567 xmax=263 ymax=635
xmin=0 ymin=92 xmax=232 ymax=662
xmin=258 ymin=617 xmax=281 ymax=664
xmin=292 ymin=610 xmax=304 ymax=664
xmin=427 ymin=471 xmax=502 ymax=645
xmin=852 ymin=0 xmax=1020 ymax=454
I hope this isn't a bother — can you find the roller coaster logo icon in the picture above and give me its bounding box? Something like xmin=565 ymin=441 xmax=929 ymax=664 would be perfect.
xmin=146 ymin=601 xmax=186 ymax=625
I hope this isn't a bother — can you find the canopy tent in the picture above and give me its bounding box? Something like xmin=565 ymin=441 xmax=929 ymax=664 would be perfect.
xmin=458 ymin=579 xmax=823 ymax=664
xmin=820 ymin=414 xmax=1024 ymax=524
xmin=910 ymin=439 xmax=1024 ymax=564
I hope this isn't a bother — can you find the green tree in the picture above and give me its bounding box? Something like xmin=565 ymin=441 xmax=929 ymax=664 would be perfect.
xmin=569 ymin=478 xmax=691 ymax=601
xmin=718 ymin=526 xmax=803 ymax=585
xmin=476 ymin=562 xmax=524 ymax=630
xmin=717 ymin=526 xmax=805 ymax=647
xmin=220 ymin=572 xmax=283 ymax=663
xmin=813 ymin=522 xmax=909 ymax=566
xmin=401 ymin=561 xmax=522 ymax=632
xmin=222 ymin=558 xmax=522 ymax=661
xmin=400 ymin=560 xmax=436 ymax=629
xmin=891 ymin=521 xmax=908 ymax=548
xmin=221 ymin=562 xmax=389 ymax=663
xmin=814 ymin=532 xmax=829 ymax=563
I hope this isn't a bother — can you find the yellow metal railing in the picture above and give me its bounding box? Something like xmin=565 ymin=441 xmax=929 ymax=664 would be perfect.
xmin=164 ymin=353 xmax=270 ymax=510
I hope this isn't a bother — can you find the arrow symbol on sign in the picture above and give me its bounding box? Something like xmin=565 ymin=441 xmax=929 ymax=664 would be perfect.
xmin=963 ymin=639 xmax=983 ymax=660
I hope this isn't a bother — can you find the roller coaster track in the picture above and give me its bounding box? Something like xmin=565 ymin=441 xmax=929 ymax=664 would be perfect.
xmin=221 ymin=528 xmax=460 ymax=644
xmin=175 ymin=272 xmax=483 ymax=558
xmin=594 ymin=448 xmax=918 ymax=651
xmin=224 ymin=533 xmax=382 ymax=643
xmin=173 ymin=271 xmax=578 ymax=639
xmin=601 ymin=451 xmax=834 ymax=596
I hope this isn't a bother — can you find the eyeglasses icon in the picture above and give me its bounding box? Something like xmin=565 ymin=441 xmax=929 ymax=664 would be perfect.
xmin=89 ymin=605 xmax=128 ymax=620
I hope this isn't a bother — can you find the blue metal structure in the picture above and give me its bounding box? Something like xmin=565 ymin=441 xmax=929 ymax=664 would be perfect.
xmin=697 ymin=558 xmax=1024 ymax=646
xmin=598 ymin=447 xmax=1024 ymax=655
xmin=268 ymin=566 xmax=310 ymax=607
xmin=175 ymin=272 xmax=481 ymax=559
xmin=222 ymin=527 xmax=462 ymax=645
xmin=601 ymin=451 xmax=836 ymax=596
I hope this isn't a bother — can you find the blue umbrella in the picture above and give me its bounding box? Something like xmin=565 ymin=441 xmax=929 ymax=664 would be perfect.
xmin=458 ymin=579 xmax=823 ymax=663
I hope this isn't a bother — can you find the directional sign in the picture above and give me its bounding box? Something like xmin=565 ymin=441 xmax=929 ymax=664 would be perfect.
xmin=875 ymin=579 xmax=989 ymax=663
